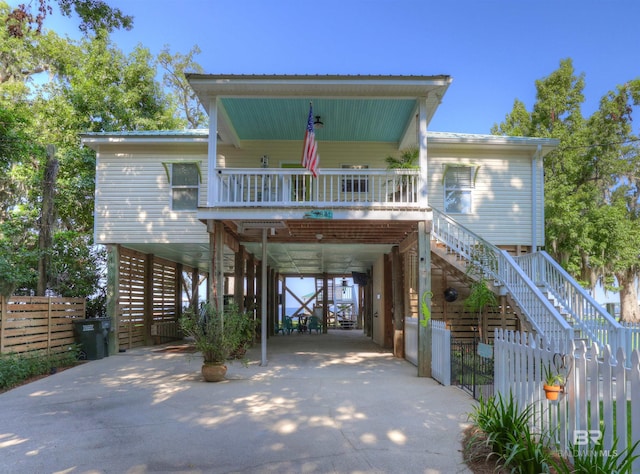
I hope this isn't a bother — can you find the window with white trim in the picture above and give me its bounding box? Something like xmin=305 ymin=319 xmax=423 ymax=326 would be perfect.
xmin=341 ymin=164 xmax=369 ymax=193
xmin=170 ymin=163 xmax=199 ymax=210
xmin=444 ymin=165 xmax=474 ymax=214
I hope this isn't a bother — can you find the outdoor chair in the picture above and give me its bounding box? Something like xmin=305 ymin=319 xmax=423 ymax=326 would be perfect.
xmin=308 ymin=315 xmax=321 ymax=334
xmin=284 ymin=316 xmax=295 ymax=334
xmin=276 ymin=316 xmax=294 ymax=335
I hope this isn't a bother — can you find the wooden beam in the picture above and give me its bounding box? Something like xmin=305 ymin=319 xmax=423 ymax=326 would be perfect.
xmin=176 ymin=263 xmax=183 ymax=318
xmin=106 ymin=245 xmax=119 ymax=354
xmin=391 ymin=246 xmax=405 ymax=358
xmin=144 ymin=253 xmax=154 ymax=346
xmin=234 ymin=245 xmax=245 ymax=310
xmin=384 ymin=254 xmax=394 ymax=350
xmin=322 ymin=273 xmax=329 ymax=333
xmin=417 ymin=220 xmax=432 ymax=377
xmin=399 ymin=231 xmax=418 ymax=254
xmin=208 ymin=220 xmax=225 ymax=311
xmin=246 ymin=253 xmax=256 ymax=314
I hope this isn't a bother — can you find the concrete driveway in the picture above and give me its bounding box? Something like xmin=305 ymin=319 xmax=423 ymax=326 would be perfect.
xmin=0 ymin=330 xmax=473 ymax=473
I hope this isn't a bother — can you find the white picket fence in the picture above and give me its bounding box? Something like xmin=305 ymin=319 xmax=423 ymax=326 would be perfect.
xmin=622 ymin=321 xmax=640 ymax=365
xmin=405 ymin=316 xmax=418 ymax=366
xmin=431 ymin=320 xmax=451 ymax=385
xmin=494 ymin=329 xmax=640 ymax=472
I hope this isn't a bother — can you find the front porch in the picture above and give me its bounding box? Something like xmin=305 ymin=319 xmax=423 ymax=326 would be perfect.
xmin=213 ymin=167 xmax=422 ymax=210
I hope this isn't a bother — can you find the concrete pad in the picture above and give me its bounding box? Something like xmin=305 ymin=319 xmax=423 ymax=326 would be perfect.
xmin=0 ymin=330 xmax=473 ymax=473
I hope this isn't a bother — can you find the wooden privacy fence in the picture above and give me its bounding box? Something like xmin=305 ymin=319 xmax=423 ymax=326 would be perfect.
xmin=0 ymin=296 xmax=85 ymax=355
xmin=494 ymin=329 xmax=640 ymax=472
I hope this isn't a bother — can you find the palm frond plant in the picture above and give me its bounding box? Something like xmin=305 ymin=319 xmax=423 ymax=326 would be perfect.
xmin=385 ymin=147 xmax=419 ymax=199
xmin=463 ymin=277 xmax=498 ymax=343
xmin=385 ymin=147 xmax=419 ymax=170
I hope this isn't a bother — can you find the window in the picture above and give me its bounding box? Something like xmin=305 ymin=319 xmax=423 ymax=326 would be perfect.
xmin=341 ymin=164 xmax=369 ymax=193
xmin=170 ymin=163 xmax=199 ymax=210
xmin=444 ymin=165 xmax=474 ymax=214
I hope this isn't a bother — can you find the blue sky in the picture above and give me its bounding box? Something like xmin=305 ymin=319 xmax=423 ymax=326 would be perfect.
xmin=32 ymin=0 xmax=640 ymax=134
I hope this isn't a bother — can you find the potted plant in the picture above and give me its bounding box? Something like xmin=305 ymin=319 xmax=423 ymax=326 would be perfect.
xmin=385 ymin=147 xmax=419 ymax=201
xmin=180 ymin=303 xmax=253 ymax=382
xmin=543 ymin=363 xmax=564 ymax=401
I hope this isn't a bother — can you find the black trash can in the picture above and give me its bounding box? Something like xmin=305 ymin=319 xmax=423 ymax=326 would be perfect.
xmin=73 ymin=317 xmax=110 ymax=360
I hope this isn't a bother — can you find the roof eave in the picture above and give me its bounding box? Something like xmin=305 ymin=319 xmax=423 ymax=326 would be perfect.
xmin=186 ymin=73 xmax=453 ymax=99
xmin=427 ymin=132 xmax=559 ymax=154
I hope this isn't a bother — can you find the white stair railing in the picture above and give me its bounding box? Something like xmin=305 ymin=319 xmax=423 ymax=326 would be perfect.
xmin=431 ymin=208 xmax=574 ymax=345
xmin=513 ymin=250 xmax=624 ymax=358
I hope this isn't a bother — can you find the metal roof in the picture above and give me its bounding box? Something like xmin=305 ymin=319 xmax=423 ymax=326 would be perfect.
xmin=184 ymin=74 xmax=453 ymax=147
xmin=81 ymin=75 xmax=557 ymax=150
xmin=82 ymin=128 xmax=558 ymax=151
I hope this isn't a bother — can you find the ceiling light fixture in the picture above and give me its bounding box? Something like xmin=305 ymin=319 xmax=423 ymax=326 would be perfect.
xmin=313 ymin=115 xmax=324 ymax=129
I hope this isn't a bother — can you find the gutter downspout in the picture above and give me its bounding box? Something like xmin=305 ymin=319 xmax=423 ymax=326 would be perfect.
xmin=532 ymin=145 xmax=541 ymax=252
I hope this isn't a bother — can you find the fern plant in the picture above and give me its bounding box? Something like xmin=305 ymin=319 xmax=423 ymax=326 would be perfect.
xmin=463 ymin=277 xmax=498 ymax=342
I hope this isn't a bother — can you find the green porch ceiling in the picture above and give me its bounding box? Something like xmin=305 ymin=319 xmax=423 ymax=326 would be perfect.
xmin=220 ymin=98 xmax=417 ymax=142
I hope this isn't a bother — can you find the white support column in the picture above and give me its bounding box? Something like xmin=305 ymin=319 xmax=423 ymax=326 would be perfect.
xmin=418 ymin=98 xmax=429 ymax=209
xmin=207 ymin=97 xmax=218 ymax=207
xmin=260 ymin=228 xmax=268 ymax=366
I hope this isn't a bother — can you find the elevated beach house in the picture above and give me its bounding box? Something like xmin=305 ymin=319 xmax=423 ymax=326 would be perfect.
xmin=82 ymin=74 xmax=618 ymax=374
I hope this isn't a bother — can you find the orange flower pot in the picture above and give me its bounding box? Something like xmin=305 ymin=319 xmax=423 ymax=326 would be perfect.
xmin=543 ymin=384 xmax=561 ymax=401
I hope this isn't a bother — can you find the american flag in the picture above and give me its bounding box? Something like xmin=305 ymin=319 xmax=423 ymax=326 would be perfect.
xmin=301 ymin=103 xmax=319 ymax=177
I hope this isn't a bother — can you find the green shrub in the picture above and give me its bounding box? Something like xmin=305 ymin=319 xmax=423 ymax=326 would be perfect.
xmin=551 ymin=432 xmax=640 ymax=474
xmin=468 ymin=394 xmax=640 ymax=474
xmin=500 ymin=421 xmax=552 ymax=474
xmin=0 ymin=345 xmax=81 ymax=391
xmin=469 ymin=392 xmax=533 ymax=458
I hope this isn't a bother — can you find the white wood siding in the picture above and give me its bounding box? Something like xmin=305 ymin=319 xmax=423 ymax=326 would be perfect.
xmin=94 ymin=145 xmax=209 ymax=244
xmin=94 ymin=138 xmax=545 ymax=248
xmin=427 ymin=148 xmax=544 ymax=247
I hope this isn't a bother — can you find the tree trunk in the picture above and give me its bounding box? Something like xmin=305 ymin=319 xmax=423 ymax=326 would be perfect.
xmin=616 ymin=269 xmax=640 ymax=323
xmin=37 ymin=145 xmax=58 ymax=296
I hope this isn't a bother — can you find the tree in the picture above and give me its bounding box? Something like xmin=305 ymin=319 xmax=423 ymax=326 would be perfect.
xmin=0 ymin=4 xmax=184 ymax=298
xmin=493 ymin=59 xmax=640 ymax=322
xmin=4 ymin=0 xmax=132 ymax=38
xmin=158 ymin=45 xmax=207 ymax=129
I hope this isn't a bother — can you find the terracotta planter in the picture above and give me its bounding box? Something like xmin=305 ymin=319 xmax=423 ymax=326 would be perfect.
xmin=201 ymin=363 xmax=227 ymax=382
xmin=543 ymin=384 xmax=561 ymax=401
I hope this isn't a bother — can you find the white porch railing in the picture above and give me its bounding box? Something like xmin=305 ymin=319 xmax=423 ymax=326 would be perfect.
xmin=215 ymin=168 xmax=421 ymax=208
xmin=494 ymin=329 xmax=640 ymax=470
xmin=431 ymin=208 xmax=574 ymax=346
xmin=514 ymin=251 xmax=625 ymax=359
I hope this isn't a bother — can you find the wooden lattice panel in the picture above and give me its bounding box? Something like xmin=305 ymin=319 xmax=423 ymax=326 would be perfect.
xmin=118 ymin=249 xmax=146 ymax=349
xmin=152 ymin=258 xmax=178 ymax=325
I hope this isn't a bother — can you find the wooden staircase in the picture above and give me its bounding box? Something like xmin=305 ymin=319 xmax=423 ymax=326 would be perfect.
xmin=431 ymin=208 xmax=622 ymax=356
